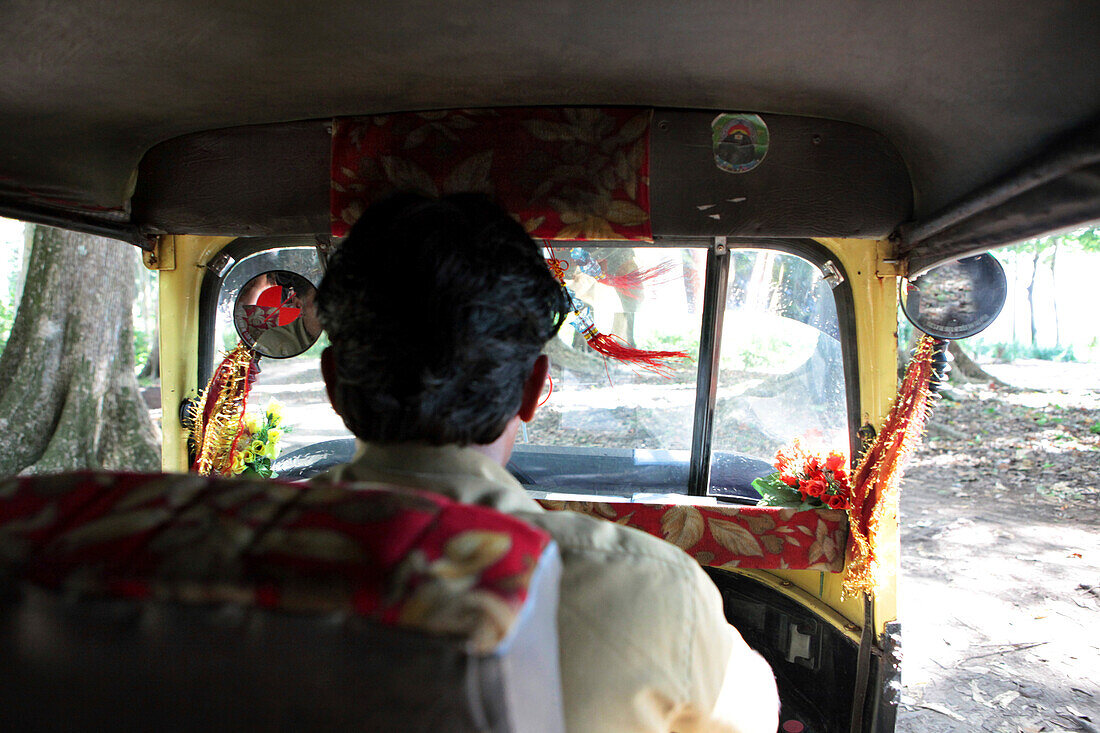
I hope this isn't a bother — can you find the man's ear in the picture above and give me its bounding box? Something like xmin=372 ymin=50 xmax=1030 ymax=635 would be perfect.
xmin=517 ymin=354 xmax=549 ymax=422
xmin=320 ymin=346 xmax=343 ymax=417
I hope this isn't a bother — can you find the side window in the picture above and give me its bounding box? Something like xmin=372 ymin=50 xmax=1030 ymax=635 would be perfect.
xmin=212 ymin=247 xmax=352 ymax=458
xmin=709 ymin=249 xmax=847 ymax=495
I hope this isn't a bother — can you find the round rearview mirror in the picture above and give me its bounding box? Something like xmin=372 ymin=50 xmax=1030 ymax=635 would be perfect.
xmin=233 ymin=270 xmax=321 ymax=358
xmin=901 ymin=254 xmax=1007 ymax=340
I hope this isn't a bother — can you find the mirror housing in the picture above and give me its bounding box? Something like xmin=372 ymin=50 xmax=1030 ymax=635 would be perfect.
xmin=233 ymin=270 xmax=321 ymax=358
xmin=900 ymin=253 xmax=1007 ymax=340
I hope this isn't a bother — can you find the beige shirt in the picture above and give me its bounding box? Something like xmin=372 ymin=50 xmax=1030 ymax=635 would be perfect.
xmin=321 ymin=442 xmax=779 ymax=733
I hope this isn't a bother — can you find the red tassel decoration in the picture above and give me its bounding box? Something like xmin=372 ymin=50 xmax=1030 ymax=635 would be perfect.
xmin=545 ymin=246 xmax=691 ymax=377
xmin=576 ymin=324 xmax=689 ymax=378
xmin=600 ymin=260 xmax=678 ymax=294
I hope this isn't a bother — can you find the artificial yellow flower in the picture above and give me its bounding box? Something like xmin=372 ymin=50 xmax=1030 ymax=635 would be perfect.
xmin=240 ymin=449 xmax=255 ymax=464
xmin=262 ymin=439 xmax=280 ymax=461
xmin=230 ymin=451 xmax=248 ymax=475
xmin=250 ymin=439 xmax=265 ymax=455
xmin=266 ymin=400 xmax=285 ymax=425
xmin=244 ymin=413 xmax=263 ymax=435
xmin=267 ymin=427 xmax=283 ymax=444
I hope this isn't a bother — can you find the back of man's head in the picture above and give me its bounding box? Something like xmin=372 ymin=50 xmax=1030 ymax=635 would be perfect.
xmin=318 ymin=193 xmax=569 ymax=446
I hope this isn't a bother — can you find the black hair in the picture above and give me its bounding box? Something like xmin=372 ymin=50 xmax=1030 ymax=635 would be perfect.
xmin=317 ymin=193 xmax=570 ymax=445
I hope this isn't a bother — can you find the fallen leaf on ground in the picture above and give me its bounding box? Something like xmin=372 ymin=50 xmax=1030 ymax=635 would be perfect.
xmin=918 ymin=703 xmax=966 ymax=721
xmin=971 ymin=679 xmax=994 ymax=707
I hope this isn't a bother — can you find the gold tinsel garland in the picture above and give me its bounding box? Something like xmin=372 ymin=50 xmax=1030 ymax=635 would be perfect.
xmin=190 ymin=344 xmax=256 ymax=476
xmin=843 ymin=334 xmax=939 ymax=599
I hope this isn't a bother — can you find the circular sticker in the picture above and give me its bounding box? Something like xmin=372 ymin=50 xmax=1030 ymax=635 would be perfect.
xmin=712 ymin=113 xmax=769 ymax=173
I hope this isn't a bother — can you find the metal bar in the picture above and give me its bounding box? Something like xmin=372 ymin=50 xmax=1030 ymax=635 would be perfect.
xmin=898 ymin=118 xmax=1100 ymax=249
xmin=687 ymin=238 xmax=729 ymax=496
xmin=0 ymin=200 xmax=156 ymax=250
xmin=848 ymin=594 xmax=876 ymax=733
xmin=904 ymin=164 xmax=1100 ymax=275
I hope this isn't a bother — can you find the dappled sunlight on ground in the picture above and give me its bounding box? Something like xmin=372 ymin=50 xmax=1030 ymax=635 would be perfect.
xmin=897 ymin=363 xmax=1100 ymax=732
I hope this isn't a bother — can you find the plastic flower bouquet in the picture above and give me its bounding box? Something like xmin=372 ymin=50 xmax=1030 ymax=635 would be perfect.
xmin=752 ymin=439 xmax=851 ymax=510
xmin=231 ymin=399 xmax=289 ymax=478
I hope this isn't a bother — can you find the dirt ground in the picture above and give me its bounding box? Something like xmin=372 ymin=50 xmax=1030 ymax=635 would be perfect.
xmin=896 ymin=361 xmax=1100 ymax=733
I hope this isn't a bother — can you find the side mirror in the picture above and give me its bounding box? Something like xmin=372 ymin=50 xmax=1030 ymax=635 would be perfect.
xmin=901 ymin=253 xmax=1007 ymax=340
xmin=233 ymin=270 xmax=321 ymax=358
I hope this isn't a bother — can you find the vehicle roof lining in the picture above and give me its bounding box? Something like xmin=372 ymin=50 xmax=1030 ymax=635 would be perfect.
xmin=0 ymin=1 xmax=1098 ymax=257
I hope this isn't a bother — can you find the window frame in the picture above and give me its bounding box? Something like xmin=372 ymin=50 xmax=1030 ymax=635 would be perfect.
xmin=683 ymin=236 xmax=859 ymax=496
xmin=199 ymin=236 xmax=859 ymax=497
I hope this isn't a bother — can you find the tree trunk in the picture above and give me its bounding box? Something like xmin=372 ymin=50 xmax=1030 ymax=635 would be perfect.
xmin=1050 ymin=239 xmax=1060 ymax=348
xmin=0 ymin=226 xmax=159 ymax=476
xmin=544 ymin=336 xmax=616 ymax=378
xmin=947 ymin=341 xmax=1009 ymax=387
xmin=1026 ymin=246 xmax=1040 ymax=347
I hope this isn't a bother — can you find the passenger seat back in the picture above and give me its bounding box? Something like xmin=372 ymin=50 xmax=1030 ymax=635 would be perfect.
xmin=0 ymin=471 xmax=564 ymax=732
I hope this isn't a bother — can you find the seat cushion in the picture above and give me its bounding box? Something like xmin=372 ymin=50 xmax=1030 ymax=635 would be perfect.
xmin=0 ymin=471 xmax=564 ymax=732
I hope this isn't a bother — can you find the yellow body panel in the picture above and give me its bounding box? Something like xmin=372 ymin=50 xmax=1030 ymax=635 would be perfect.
xmin=724 ymin=238 xmax=900 ymax=635
xmin=157 ymin=234 xmax=235 ymax=473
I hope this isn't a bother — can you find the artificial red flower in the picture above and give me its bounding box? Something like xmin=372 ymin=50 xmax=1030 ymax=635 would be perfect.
xmin=803 ymin=477 xmax=828 ymax=498
xmin=825 ymin=452 xmax=846 ymax=472
xmin=781 ymin=473 xmax=799 ymax=488
xmin=826 ymin=493 xmax=848 ymax=510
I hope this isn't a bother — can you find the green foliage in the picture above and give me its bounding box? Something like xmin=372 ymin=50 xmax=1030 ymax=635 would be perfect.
xmin=0 ymin=222 xmax=25 ymax=354
xmin=302 ymin=330 xmax=330 ymax=359
xmin=0 ymin=300 xmax=13 ymax=353
xmin=133 ymin=328 xmax=153 ymax=372
xmin=966 ymin=340 xmax=1077 ymax=363
xmin=222 ymin=329 xmax=239 ymax=352
xmin=721 ymin=332 xmax=803 ymax=371
xmin=751 ymin=472 xmax=817 ymax=510
xmin=1003 ymin=225 xmax=1100 ymax=259
xmin=1089 ymin=422 xmax=1100 ymax=435
xmin=644 ymin=331 xmax=700 ymax=361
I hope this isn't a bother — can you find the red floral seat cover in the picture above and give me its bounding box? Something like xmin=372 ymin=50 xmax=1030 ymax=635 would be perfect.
xmin=539 ymin=500 xmax=848 ymax=572
xmin=0 ymin=472 xmax=552 ymax=653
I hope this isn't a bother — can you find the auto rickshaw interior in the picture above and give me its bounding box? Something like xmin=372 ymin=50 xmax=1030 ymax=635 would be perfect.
xmin=1 ymin=3 xmax=1098 ymax=732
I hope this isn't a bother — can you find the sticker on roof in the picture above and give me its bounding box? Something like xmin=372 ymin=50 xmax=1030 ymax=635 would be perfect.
xmin=712 ymin=113 xmax=769 ymax=174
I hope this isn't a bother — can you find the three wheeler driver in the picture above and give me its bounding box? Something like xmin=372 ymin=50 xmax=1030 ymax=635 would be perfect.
xmin=1 ymin=2 xmax=1099 ymax=731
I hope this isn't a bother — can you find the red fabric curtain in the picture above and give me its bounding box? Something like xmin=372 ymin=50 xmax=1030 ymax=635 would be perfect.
xmin=331 ymin=108 xmax=652 ymax=241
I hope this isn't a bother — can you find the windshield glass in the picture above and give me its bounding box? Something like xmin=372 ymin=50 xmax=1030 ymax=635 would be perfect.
xmin=207 ymin=241 xmax=848 ymax=495
xmin=709 ymin=249 xmax=848 ymax=495
xmin=515 ymin=245 xmax=704 ymax=495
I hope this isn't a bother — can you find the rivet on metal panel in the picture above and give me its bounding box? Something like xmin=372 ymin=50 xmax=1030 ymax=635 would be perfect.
xmin=713 ymin=236 xmax=727 ymax=255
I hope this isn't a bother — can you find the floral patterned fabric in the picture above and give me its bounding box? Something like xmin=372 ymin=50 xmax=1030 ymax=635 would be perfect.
xmin=330 ymin=108 xmax=652 ymax=241
xmin=538 ymin=499 xmax=847 ymax=572
xmin=0 ymin=472 xmax=552 ymax=653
